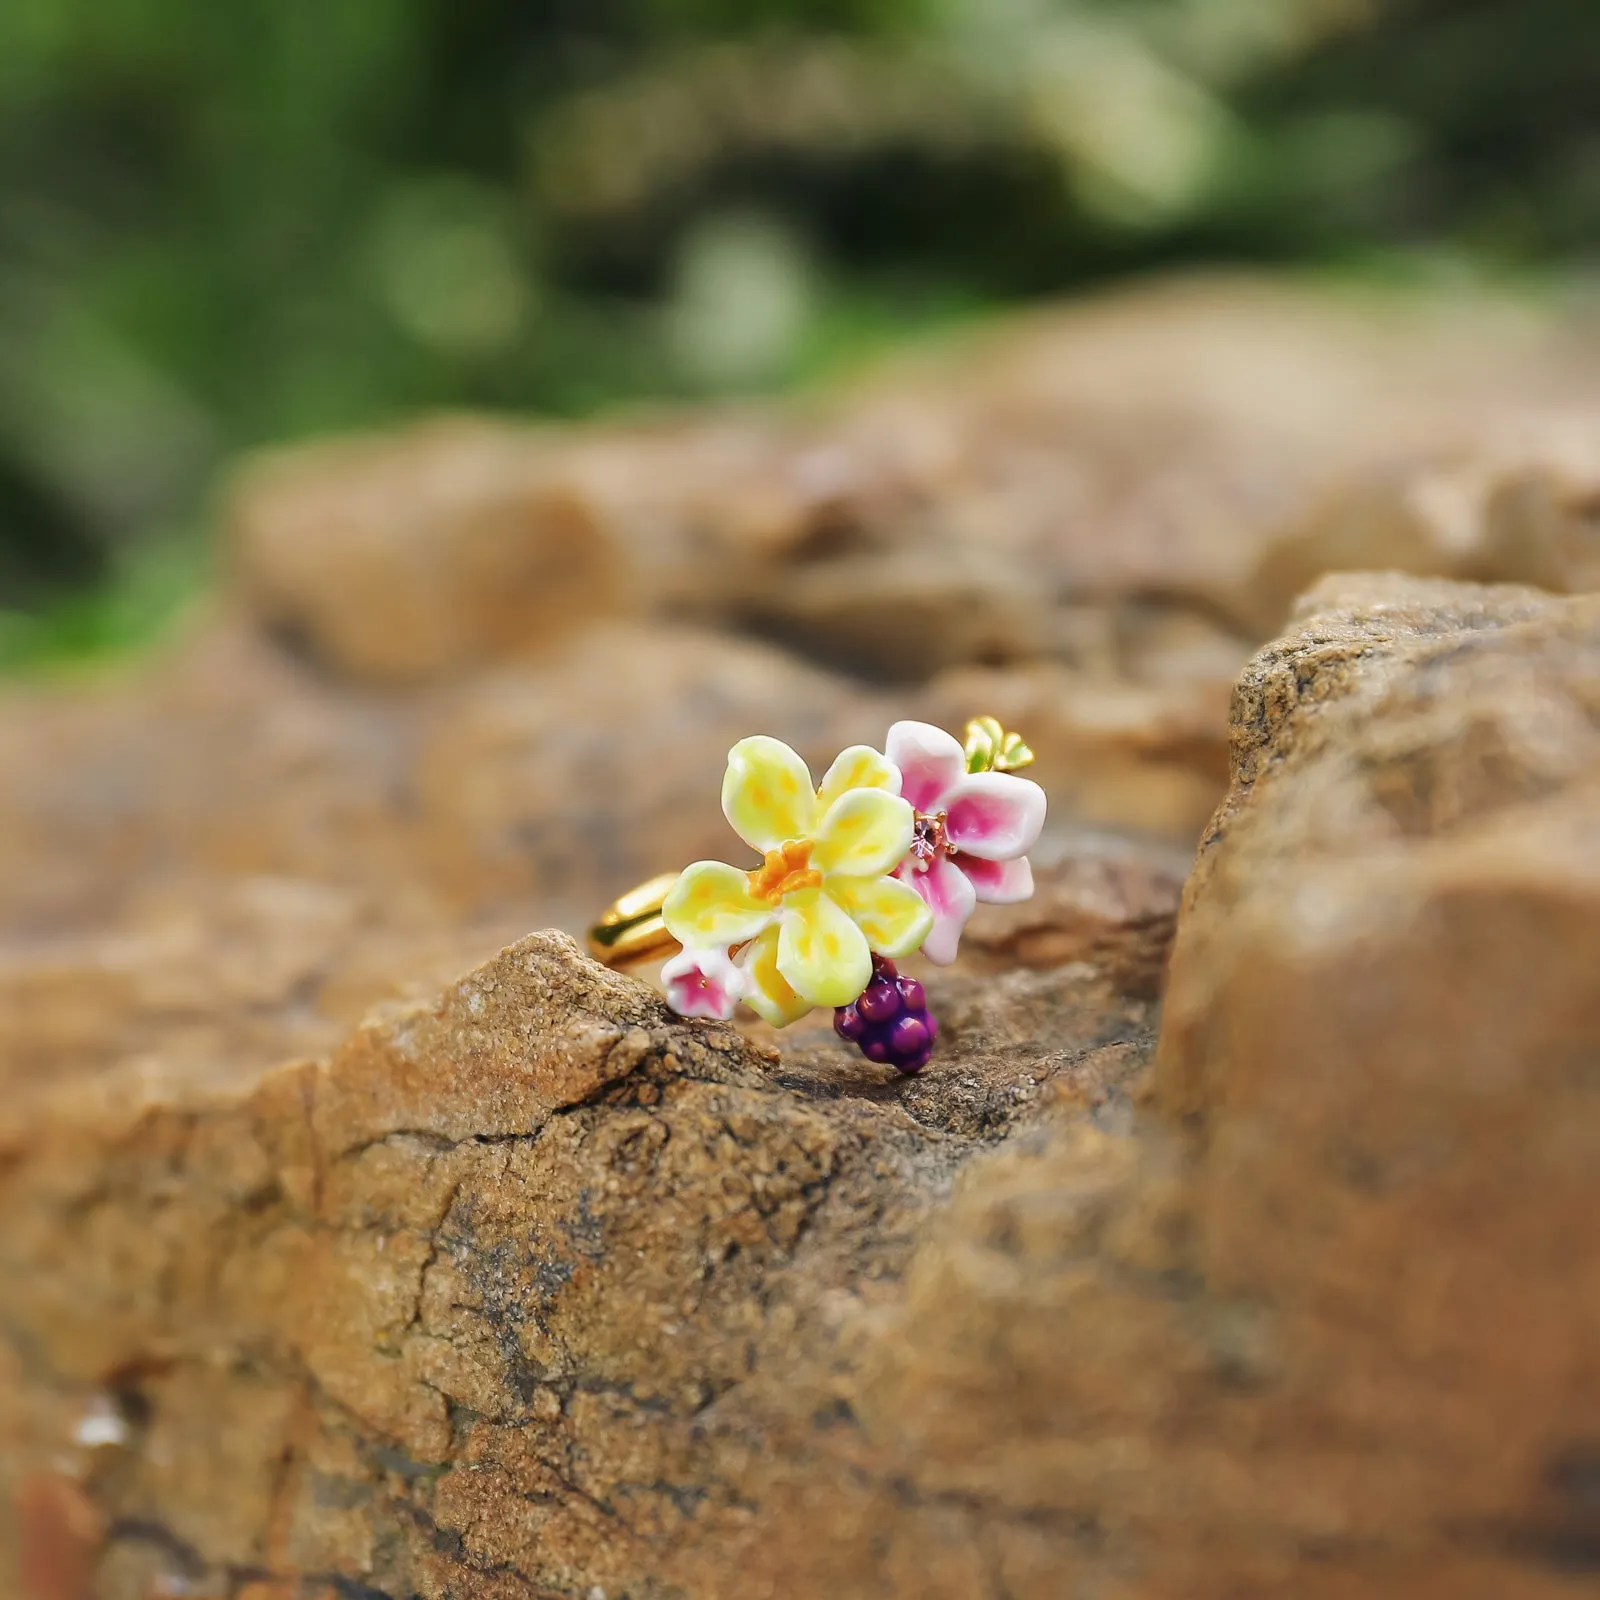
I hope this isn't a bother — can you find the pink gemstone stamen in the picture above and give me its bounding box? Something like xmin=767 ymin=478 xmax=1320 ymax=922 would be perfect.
xmin=909 ymin=810 xmax=953 ymax=871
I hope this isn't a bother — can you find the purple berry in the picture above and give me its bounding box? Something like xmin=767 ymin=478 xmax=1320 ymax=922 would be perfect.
xmin=857 ymin=979 xmax=899 ymax=1024
xmin=888 ymin=1014 xmax=929 ymax=1056
xmin=896 ymin=1043 xmax=932 ymax=1075
xmin=830 ymin=954 xmax=941 ymax=1075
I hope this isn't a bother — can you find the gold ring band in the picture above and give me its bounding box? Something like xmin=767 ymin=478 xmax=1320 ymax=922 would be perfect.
xmin=586 ymin=869 xmax=682 ymax=969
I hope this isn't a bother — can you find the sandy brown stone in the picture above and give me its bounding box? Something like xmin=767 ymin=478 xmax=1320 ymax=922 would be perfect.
xmin=0 ymin=619 xmax=892 ymax=1104
xmin=0 ymin=926 xmax=1165 ymax=1599
xmin=5 ymin=575 xmax=1597 ymax=1597
xmin=227 ymin=279 xmax=1600 ymax=692
xmin=942 ymin=831 xmax=1189 ymax=1009
xmin=218 ymin=278 xmax=1600 ymax=863
xmin=229 ymin=421 xmax=625 ymax=683
xmin=1153 ymin=574 xmax=1600 ymax=1590
xmin=925 ymin=657 xmax=1235 ymax=841
xmin=0 ymin=617 xmax=889 ymax=945
xmin=16 ymin=1474 xmax=103 ymax=1600
xmin=8 ymin=267 xmax=1600 ymax=1597
xmin=1235 ymin=419 xmax=1600 ymax=634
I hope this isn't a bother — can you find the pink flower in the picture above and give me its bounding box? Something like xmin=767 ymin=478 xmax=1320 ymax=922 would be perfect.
xmin=661 ymin=943 xmax=747 ymax=1021
xmin=886 ymin=720 xmax=1045 ymax=964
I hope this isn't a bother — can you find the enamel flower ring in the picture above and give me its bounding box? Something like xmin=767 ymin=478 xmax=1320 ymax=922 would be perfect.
xmin=587 ymin=718 xmax=1045 ymax=1073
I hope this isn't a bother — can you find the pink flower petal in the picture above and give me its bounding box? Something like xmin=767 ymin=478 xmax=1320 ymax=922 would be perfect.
xmin=885 ymin=720 xmax=967 ymax=814
xmin=961 ymin=853 xmax=1034 ymax=904
xmin=661 ymin=945 xmax=744 ymax=1021
xmin=902 ymin=854 xmax=976 ymax=965
xmin=944 ymin=770 xmax=1046 ymax=861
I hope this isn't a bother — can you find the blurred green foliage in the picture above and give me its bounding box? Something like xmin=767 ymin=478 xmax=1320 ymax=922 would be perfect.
xmin=0 ymin=0 xmax=1594 ymax=665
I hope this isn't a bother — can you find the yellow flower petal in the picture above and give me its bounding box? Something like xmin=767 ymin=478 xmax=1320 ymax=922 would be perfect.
xmin=816 ymin=744 xmax=900 ymax=811
xmin=721 ymin=736 xmax=817 ymax=853
xmin=777 ymin=887 xmax=872 ymax=1008
xmin=739 ymin=925 xmax=812 ymax=1028
xmin=828 ymin=874 xmax=934 ymax=959
xmin=662 ymin=860 xmax=774 ymax=947
xmin=810 ymin=787 xmax=915 ymax=879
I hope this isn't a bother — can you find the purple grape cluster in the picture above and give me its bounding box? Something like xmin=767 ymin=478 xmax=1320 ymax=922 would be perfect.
xmin=833 ymin=956 xmax=938 ymax=1074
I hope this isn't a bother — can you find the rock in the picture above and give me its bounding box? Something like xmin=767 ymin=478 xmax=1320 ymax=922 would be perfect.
xmin=954 ymin=830 xmax=1190 ymax=1000
xmin=0 ymin=620 xmax=892 ymax=1094
xmin=15 ymin=1475 xmax=102 ymax=1600
xmin=208 ymin=279 xmax=1600 ymax=890
xmin=227 ymin=279 xmax=1600 ymax=689
xmin=217 ymin=279 xmax=1600 ymax=864
xmin=1156 ymin=573 xmax=1600 ymax=1588
xmin=0 ymin=926 xmax=1165 ymax=1599
xmin=1162 ymin=569 xmax=1600 ymax=1091
xmin=409 ymin=622 xmax=895 ymax=916
xmin=1236 ymin=411 xmax=1600 ymax=632
xmin=924 ymin=657 xmax=1234 ymax=841
xmin=10 ymin=264 xmax=1600 ymax=1595
xmin=229 ymin=420 xmax=624 ymax=682
xmin=5 ymin=576 xmax=1597 ymax=1597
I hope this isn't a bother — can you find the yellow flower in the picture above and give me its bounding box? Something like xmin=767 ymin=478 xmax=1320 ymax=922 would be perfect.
xmin=663 ymin=736 xmax=933 ymax=1025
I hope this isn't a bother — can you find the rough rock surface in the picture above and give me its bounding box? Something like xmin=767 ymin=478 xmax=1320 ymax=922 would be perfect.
xmin=7 ymin=278 xmax=1600 ymax=1595
xmin=5 ymin=574 xmax=1598 ymax=1597
xmin=215 ymin=276 xmax=1600 ymax=859
xmin=1156 ymin=574 xmax=1600 ymax=1594
xmin=0 ymin=620 xmax=895 ymax=1096
xmin=0 ymin=918 xmax=1170 ymax=1600
xmin=230 ymin=422 xmax=624 ymax=683
xmin=231 ymin=277 xmax=1600 ymax=684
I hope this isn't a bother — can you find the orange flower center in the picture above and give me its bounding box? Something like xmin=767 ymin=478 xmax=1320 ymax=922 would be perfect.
xmin=747 ymin=839 xmax=822 ymax=903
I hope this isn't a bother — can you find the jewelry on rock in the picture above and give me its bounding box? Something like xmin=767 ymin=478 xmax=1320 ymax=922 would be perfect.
xmin=587 ymin=718 xmax=1046 ymax=1073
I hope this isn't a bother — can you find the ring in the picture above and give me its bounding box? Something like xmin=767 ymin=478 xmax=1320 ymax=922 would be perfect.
xmin=588 ymin=718 xmax=1046 ymax=1074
